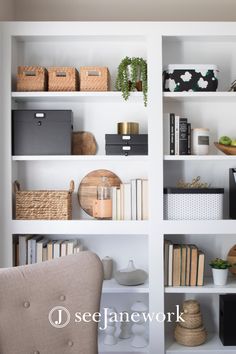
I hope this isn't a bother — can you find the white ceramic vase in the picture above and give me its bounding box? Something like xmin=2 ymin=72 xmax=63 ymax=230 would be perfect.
xmin=212 ymin=268 xmax=228 ymax=286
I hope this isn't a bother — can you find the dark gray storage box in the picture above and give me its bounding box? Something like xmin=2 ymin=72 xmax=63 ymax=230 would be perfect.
xmin=12 ymin=110 xmax=73 ymax=155
xmin=105 ymin=134 xmax=148 ymax=156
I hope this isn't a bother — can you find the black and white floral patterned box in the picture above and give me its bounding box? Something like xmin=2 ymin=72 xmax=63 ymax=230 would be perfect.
xmin=163 ymin=64 xmax=219 ymax=92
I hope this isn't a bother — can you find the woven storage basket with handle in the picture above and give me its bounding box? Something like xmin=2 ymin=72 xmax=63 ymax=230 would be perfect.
xmin=17 ymin=66 xmax=47 ymax=92
xmin=15 ymin=180 xmax=74 ymax=220
xmin=80 ymin=66 xmax=110 ymax=91
xmin=48 ymin=67 xmax=79 ymax=91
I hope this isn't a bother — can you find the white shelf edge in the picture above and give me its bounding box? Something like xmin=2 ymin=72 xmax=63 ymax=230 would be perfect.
xmin=11 ymin=220 xmax=149 ymax=235
xmin=102 ymin=279 xmax=149 ymax=294
xmin=165 ymin=277 xmax=236 ymax=294
xmin=12 ymin=91 xmax=144 ymax=102
xmin=163 ymin=91 xmax=236 ymax=101
xmin=164 ymin=155 xmax=233 ymax=161
xmin=166 ymin=333 xmax=235 ymax=353
xmin=12 ymin=155 xmax=149 ymax=162
xmin=162 ymin=220 xmax=236 ymax=235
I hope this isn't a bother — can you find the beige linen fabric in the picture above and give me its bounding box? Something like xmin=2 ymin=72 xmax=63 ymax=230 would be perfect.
xmin=0 ymin=251 xmax=103 ymax=354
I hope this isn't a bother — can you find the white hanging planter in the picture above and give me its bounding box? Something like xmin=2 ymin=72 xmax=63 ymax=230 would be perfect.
xmin=212 ymin=268 xmax=228 ymax=286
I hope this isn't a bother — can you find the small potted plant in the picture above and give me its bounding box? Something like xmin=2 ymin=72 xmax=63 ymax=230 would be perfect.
xmin=116 ymin=56 xmax=147 ymax=106
xmin=209 ymin=258 xmax=232 ymax=286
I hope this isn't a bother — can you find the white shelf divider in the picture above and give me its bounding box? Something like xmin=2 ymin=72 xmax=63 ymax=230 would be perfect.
xmin=12 ymin=91 xmax=144 ymax=103
xmin=165 ymin=277 xmax=236 ymax=294
xmin=164 ymin=155 xmax=233 ymax=161
xmin=102 ymin=279 xmax=149 ymax=294
xmin=12 ymin=155 xmax=149 ymax=162
xmin=162 ymin=220 xmax=236 ymax=235
xmin=166 ymin=333 xmax=235 ymax=353
xmin=11 ymin=220 xmax=149 ymax=235
xmin=163 ymin=91 xmax=236 ymax=102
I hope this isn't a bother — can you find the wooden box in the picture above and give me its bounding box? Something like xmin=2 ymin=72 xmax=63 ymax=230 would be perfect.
xmin=48 ymin=67 xmax=79 ymax=91
xmin=80 ymin=66 xmax=110 ymax=91
xmin=17 ymin=66 xmax=47 ymax=92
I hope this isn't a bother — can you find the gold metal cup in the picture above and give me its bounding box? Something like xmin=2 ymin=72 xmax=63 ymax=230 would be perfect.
xmin=117 ymin=122 xmax=139 ymax=135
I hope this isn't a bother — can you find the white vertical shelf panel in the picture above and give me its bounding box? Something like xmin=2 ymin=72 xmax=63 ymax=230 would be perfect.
xmin=147 ymin=33 xmax=165 ymax=354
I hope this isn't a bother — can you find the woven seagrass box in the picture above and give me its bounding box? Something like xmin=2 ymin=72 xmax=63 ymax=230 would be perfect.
xmin=80 ymin=66 xmax=110 ymax=91
xmin=14 ymin=180 xmax=74 ymax=220
xmin=48 ymin=67 xmax=79 ymax=91
xmin=17 ymin=66 xmax=48 ymax=92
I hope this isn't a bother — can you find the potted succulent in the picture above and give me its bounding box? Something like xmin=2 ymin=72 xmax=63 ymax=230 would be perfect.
xmin=209 ymin=258 xmax=232 ymax=286
xmin=116 ymin=56 xmax=147 ymax=106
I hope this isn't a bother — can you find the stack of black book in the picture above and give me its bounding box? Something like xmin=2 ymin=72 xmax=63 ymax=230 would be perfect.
xmin=164 ymin=113 xmax=191 ymax=155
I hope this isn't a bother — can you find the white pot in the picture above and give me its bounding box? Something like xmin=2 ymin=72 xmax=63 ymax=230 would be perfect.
xmin=212 ymin=268 xmax=228 ymax=286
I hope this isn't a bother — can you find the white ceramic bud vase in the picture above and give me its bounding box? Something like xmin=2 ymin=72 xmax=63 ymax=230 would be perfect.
xmin=212 ymin=268 xmax=228 ymax=286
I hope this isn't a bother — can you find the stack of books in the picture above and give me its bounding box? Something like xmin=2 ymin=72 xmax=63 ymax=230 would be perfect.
xmin=164 ymin=113 xmax=191 ymax=155
xmin=13 ymin=236 xmax=83 ymax=266
xmin=111 ymin=179 xmax=148 ymax=220
xmin=164 ymin=240 xmax=205 ymax=287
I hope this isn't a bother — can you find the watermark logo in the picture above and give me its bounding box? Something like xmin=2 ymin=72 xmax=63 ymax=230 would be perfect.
xmin=48 ymin=306 xmax=71 ymax=328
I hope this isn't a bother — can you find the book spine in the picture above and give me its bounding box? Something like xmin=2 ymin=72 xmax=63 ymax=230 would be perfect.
xmin=116 ymin=188 xmax=121 ymax=220
xmin=142 ymin=179 xmax=148 ymax=220
xmin=111 ymin=187 xmax=117 ymax=220
xmin=170 ymin=113 xmax=175 ymax=155
xmin=179 ymin=118 xmax=188 ymax=155
xmin=136 ymin=179 xmax=142 ymax=220
xmin=131 ymin=179 xmax=137 ymax=220
xmin=187 ymin=123 xmax=191 ymax=155
xmin=123 ymin=183 xmax=131 ymax=220
xmin=175 ymin=115 xmax=179 ymax=155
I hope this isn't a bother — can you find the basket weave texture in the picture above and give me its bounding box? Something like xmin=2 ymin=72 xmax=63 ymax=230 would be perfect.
xmin=174 ymin=300 xmax=207 ymax=347
xmin=175 ymin=325 xmax=207 ymax=347
xmin=48 ymin=67 xmax=79 ymax=91
xmin=15 ymin=181 xmax=74 ymax=220
xmin=17 ymin=66 xmax=47 ymax=92
xmin=80 ymin=66 xmax=110 ymax=91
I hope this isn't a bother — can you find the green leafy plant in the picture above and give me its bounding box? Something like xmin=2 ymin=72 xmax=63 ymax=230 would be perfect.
xmin=209 ymin=258 xmax=232 ymax=269
xmin=116 ymin=56 xmax=147 ymax=106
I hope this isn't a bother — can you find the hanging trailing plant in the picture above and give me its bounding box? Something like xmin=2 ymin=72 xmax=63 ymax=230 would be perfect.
xmin=116 ymin=56 xmax=147 ymax=106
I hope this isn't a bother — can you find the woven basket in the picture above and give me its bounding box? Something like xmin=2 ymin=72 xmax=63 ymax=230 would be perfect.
xmin=15 ymin=180 xmax=74 ymax=220
xmin=48 ymin=67 xmax=79 ymax=91
xmin=180 ymin=312 xmax=203 ymax=329
xmin=175 ymin=324 xmax=207 ymax=346
xmin=183 ymin=300 xmax=200 ymax=314
xmin=17 ymin=66 xmax=47 ymax=92
xmin=80 ymin=66 xmax=110 ymax=91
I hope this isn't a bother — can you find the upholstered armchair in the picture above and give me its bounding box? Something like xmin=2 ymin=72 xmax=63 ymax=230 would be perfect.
xmin=0 ymin=251 xmax=103 ymax=354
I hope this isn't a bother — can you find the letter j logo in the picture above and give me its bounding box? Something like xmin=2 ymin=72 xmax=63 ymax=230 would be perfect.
xmin=48 ymin=306 xmax=71 ymax=328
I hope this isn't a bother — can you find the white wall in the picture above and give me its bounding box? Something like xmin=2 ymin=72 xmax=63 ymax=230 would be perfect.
xmin=14 ymin=0 xmax=236 ymax=21
xmin=0 ymin=0 xmax=14 ymax=20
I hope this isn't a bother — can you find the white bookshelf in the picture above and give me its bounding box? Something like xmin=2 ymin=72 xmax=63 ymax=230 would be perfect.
xmin=103 ymin=279 xmax=149 ymax=294
xmin=166 ymin=333 xmax=236 ymax=354
xmin=165 ymin=277 xmax=236 ymax=294
xmin=163 ymin=91 xmax=236 ymax=102
xmin=12 ymin=91 xmax=143 ymax=103
xmin=11 ymin=220 xmax=149 ymax=235
xmin=2 ymin=21 xmax=236 ymax=354
xmin=12 ymin=155 xmax=149 ymax=162
xmin=164 ymin=155 xmax=235 ymax=161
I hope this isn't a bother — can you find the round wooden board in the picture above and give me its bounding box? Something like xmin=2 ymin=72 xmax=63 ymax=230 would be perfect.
xmin=72 ymin=131 xmax=97 ymax=155
xmin=78 ymin=169 xmax=122 ymax=217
